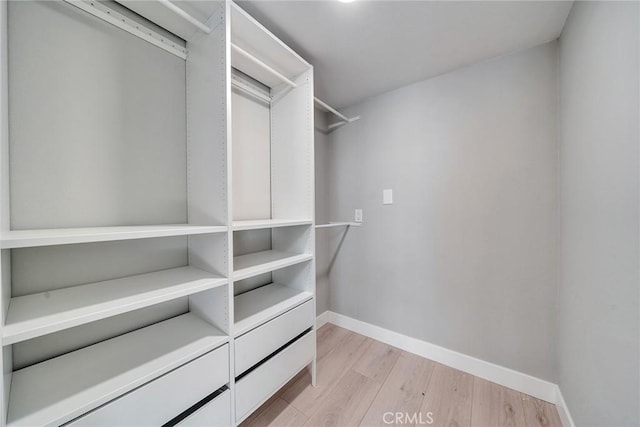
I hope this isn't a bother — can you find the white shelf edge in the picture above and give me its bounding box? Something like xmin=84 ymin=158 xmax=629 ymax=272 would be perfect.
xmin=232 ymin=219 xmax=312 ymax=231
xmin=0 ymin=224 xmax=227 ymax=249
xmin=234 ymin=283 xmax=313 ymax=336
xmin=232 ymin=251 xmax=313 ymax=281
xmin=3 ymin=266 xmax=228 ymax=345
xmin=7 ymin=313 xmax=228 ymax=427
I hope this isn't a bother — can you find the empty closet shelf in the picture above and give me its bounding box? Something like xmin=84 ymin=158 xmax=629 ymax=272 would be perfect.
xmin=3 ymin=266 xmax=227 ymax=345
xmin=234 ymin=283 xmax=313 ymax=336
xmin=233 ymin=250 xmax=312 ymax=281
xmin=232 ymin=219 xmax=312 ymax=231
xmin=0 ymin=224 xmax=227 ymax=249
xmin=6 ymin=313 xmax=228 ymax=427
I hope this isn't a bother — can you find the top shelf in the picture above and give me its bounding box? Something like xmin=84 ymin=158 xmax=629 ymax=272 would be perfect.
xmin=230 ymin=2 xmax=310 ymax=88
xmin=232 ymin=219 xmax=312 ymax=231
xmin=0 ymin=224 xmax=227 ymax=249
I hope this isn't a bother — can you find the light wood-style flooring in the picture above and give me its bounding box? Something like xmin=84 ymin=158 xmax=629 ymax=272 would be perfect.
xmin=241 ymin=323 xmax=563 ymax=427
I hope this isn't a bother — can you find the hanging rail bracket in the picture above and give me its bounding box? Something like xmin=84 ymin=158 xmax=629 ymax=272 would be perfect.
xmin=63 ymin=0 xmax=188 ymax=59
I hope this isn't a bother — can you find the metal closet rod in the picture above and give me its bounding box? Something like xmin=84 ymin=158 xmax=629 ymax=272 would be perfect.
xmin=315 ymin=222 xmax=362 ymax=229
xmin=231 ymin=76 xmax=271 ymax=104
xmin=231 ymin=43 xmax=299 ymax=88
xmin=228 ymin=44 xmax=360 ymax=130
xmin=157 ymin=0 xmax=212 ymax=34
xmin=314 ymin=97 xmax=360 ymax=130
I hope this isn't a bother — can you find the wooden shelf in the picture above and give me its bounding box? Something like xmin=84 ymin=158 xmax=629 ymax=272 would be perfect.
xmin=234 ymin=283 xmax=313 ymax=336
xmin=232 ymin=219 xmax=312 ymax=231
xmin=233 ymin=250 xmax=312 ymax=281
xmin=3 ymin=266 xmax=227 ymax=345
xmin=7 ymin=313 xmax=227 ymax=427
xmin=0 ymin=224 xmax=227 ymax=249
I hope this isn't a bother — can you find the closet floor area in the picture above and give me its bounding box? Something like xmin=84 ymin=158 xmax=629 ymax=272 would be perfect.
xmin=240 ymin=324 xmax=563 ymax=427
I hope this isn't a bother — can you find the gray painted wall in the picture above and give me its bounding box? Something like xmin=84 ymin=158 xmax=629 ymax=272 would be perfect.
xmin=232 ymin=87 xmax=271 ymax=220
xmin=558 ymin=2 xmax=639 ymax=426
xmin=327 ymin=42 xmax=559 ymax=381
xmin=315 ymin=108 xmax=331 ymax=315
xmin=8 ymin=1 xmax=187 ymax=229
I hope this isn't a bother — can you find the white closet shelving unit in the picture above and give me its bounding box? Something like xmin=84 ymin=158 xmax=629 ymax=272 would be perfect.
xmin=0 ymin=0 xmax=314 ymax=425
xmin=229 ymin=2 xmax=316 ymax=424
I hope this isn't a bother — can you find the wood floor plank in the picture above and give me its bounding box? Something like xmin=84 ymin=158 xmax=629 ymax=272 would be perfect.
xmin=359 ymin=351 xmax=435 ymax=427
xmin=303 ymin=369 xmax=381 ymax=427
xmin=239 ymin=394 xmax=282 ymax=427
xmin=240 ymin=325 xmax=564 ymax=427
xmin=242 ymin=398 xmax=308 ymax=427
xmin=471 ymin=377 xmax=526 ymax=427
xmin=281 ymin=332 xmax=372 ymax=416
xmin=352 ymin=339 xmax=401 ymax=384
xmin=420 ymin=363 xmax=474 ymax=427
xmin=521 ymin=394 xmax=563 ymax=427
xmin=316 ymin=323 xmax=353 ymax=360
xmin=240 ymin=368 xmax=311 ymax=427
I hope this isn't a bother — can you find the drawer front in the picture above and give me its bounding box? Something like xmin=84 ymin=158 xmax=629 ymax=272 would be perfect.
xmin=71 ymin=344 xmax=229 ymax=426
xmin=235 ymin=299 xmax=314 ymax=375
xmin=177 ymin=390 xmax=231 ymax=427
xmin=235 ymin=331 xmax=314 ymax=422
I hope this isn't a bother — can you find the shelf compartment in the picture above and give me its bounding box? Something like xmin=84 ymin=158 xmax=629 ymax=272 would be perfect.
xmin=234 ymin=282 xmax=313 ymax=337
xmin=7 ymin=313 xmax=228 ymax=427
xmin=233 ymin=250 xmax=312 ymax=281
xmin=232 ymin=219 xmax=312 ymax=231
xmin=0 ymin=224 xmax=227 ymax=249
xmin=3 ymin=266 xmax=227 ymax=345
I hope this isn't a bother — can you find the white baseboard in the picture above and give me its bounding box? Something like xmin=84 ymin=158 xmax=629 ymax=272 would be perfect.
xmin=316 ymin=310 xmax=332 ymax=328
xmin=555 ymin=386 xmax=576 ymax=427
xmin=316 ymin=310 xmax=562 ymax=408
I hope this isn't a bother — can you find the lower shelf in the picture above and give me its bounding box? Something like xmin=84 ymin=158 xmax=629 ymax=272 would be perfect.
xmin=234 ymin=283 xmax=313 ymax=336
xmin=4 ymin=266 xmax=227 ymax=345
xmin=68 ymin=347 xmax=228 ymax=426
xmin=7 ymin=313 xmax=228 ymax=427
xmin=233 ymin=250 xmax=313 ymax=281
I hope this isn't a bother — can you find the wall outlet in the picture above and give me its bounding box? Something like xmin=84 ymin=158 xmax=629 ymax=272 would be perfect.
xmin=383 ymin=189 xmax=393 ymax=205
xmin=355 ymin=209 xmax=363 ymax=222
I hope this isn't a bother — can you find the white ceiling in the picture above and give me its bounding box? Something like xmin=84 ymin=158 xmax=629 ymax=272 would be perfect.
xmin=236 ymin=0 xmax=573 ymax=108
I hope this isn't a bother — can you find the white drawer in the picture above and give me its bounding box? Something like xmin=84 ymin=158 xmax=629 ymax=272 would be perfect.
xmin=71 ymin=344 xmax=229 ymax=426
xmin=235 ymin=331 xmax=314 ymax=423
xmin=176 ymin=389 xmax=231 ymax=427
xmin=235 ymin=300 xmax=314 ymax=376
